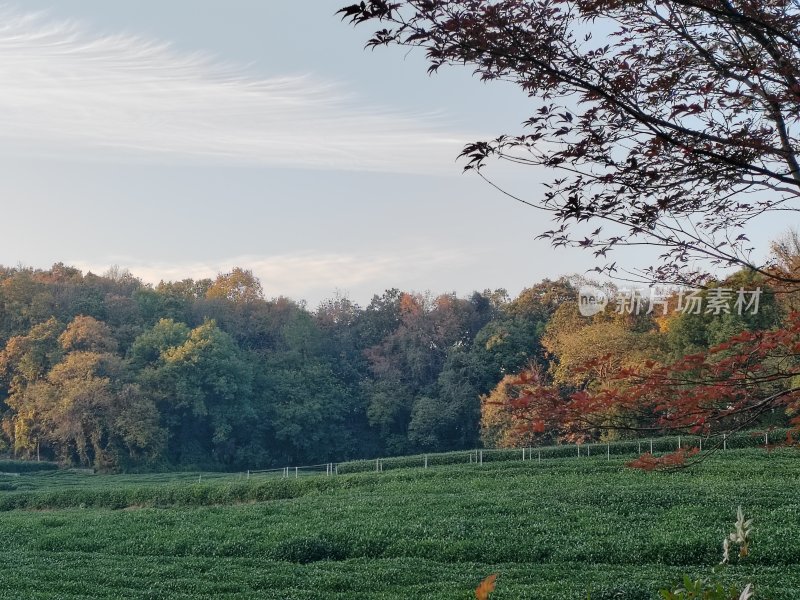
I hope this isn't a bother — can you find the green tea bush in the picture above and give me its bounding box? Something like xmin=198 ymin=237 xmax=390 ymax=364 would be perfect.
xmin=0 ymin=459 xmax=58 ymax=473
xmin=0 ymin=447 xmax=795 ymax=598
xmin=271 ymin=535 xmax=348 ymax=563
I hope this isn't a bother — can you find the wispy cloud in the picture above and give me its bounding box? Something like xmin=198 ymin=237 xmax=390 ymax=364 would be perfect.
xmin=70 ymin=248 xmax=469 ymax=306
xmin=0 ymin=7 xmax=467 ymax=173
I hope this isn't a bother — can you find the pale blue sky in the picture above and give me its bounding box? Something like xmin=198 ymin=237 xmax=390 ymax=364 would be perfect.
xmin=0 ymin=1 xmax=784 ymax=305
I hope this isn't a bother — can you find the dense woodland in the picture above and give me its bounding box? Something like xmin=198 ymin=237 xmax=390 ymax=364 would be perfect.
xmin=0 ymin=259 xmax=790 ymax=471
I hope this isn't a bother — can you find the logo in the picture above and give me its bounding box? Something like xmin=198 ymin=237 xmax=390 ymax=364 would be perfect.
xmin=576 ymin=286 xmax=763 ymax=317
xmin=578 ymin=286 xmax=608 ymax=317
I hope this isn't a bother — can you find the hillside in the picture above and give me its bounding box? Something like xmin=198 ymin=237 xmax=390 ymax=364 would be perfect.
xmin=0 ymin=450 xmax=797 ymax=599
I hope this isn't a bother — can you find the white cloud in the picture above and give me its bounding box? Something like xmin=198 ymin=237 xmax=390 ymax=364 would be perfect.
xmin=69 ymin=248 xmax=469 ymax=306
xmin=0 ymin=7 xmax=467 ymax=173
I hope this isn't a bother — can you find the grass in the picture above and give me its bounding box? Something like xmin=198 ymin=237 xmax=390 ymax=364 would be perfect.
xmin=0 ymin=449 xmax=797 ymax=598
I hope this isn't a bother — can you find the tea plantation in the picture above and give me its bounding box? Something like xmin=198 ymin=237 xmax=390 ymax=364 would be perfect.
xmin=0 ymin=449 xmax=798 ymax=599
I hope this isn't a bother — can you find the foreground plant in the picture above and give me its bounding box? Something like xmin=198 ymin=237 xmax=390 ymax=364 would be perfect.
xmin=659 ymin=578 xmax=753 ymax=600
xmin=723 ymin=507 xmax=754 ymax=564
xmin=474 ymin=508 xmax=756 ymax=598
xmin=475 ymin=574 xmax=497 ymax=599
xmin=660 ymin=507 xmax=755 ymax=600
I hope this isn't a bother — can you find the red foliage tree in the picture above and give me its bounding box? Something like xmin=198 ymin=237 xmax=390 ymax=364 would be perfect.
xmin=339 ymin=0 xmax=800 ymax=286
xmin=501 ymin=312 xmax=800 ymax=468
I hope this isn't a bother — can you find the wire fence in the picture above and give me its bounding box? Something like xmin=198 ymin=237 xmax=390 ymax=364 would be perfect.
xmin=242 ymin=428 xmax=789 ymax=480
xmin=245 ymin=463 xmax=338 ymax=479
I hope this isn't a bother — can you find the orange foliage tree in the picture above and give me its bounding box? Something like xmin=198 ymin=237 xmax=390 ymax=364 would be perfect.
xmin=481 ymin=368 xmax=557 ymax=448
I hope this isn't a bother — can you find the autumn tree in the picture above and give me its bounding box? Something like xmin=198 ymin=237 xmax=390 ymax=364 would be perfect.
xmin=0 ymin=270 xmax=55 ymax=340
xmin=58 ymin=315 xmax=119 ymax=354
xmin=364 ymin=291 xmax=495 ymax=453
xmin=481 ymin=368 xmax=556 ymax=448
xmin=16 ymin=261 xmax=798 ymax=469
xmin=495 ymin=306 xmax=800 ymax=467
xmin=768 ymin=229 xmax=800 ymax=313
xmin=1 ymin=316 xmax=164 ymax=468
xmin=41 ymin=351 xmax=161 ymax=469
xmin=480 ymin=291 xmax=663 ymax=446
xmin=427 ymin=281 xmax=573 ymax=450
xmin=339 ymin=2 xmax=800 ymax=459
xmin=339 ymin=0 xmax=800 ymax=285
xmin=0 ymin=318 xmax=63 ymax=455
xmin=206 ymin=268 xmax=264 ymax=304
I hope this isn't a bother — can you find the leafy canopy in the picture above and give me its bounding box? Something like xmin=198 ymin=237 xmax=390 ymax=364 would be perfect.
xmin=339 ymin=0 xmax=800 ymax=285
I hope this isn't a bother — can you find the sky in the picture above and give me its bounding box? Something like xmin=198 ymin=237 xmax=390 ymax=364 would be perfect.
xmin=0 ymin=1 xmax=787 ymax=307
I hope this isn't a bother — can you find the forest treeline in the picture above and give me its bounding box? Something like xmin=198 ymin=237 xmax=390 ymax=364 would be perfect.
xmin=0 ymin=260 xmax=790 ymax=471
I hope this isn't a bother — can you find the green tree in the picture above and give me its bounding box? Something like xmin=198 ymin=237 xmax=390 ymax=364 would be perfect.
xmin=0 ymin=270 xmax=55 ymax=341
xmin=258 ymin=358 xmax=355 ymax=465
xmin=129 ymin=318 xmax=191 ymax=369
xmin=136 ymin=320 xmax=254 ymax=467
xmin=665 ymin=272 xmax=783 ymax=359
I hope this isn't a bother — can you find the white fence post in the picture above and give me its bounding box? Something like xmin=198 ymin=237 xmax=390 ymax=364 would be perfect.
xmin=678 ymin=435 xmax=682 ymax=449
xmin=650 ymin=439 xmax=654 ymax=453
xmin=295 ymin=467 xmax=298 ymax=478
xmin=607 ymin=443 xmax=610 ymax=460
xmin=424 ymin=455 xmax=428 ymax=469
xmin=723 ymin=433 xmax=727 ymax=451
